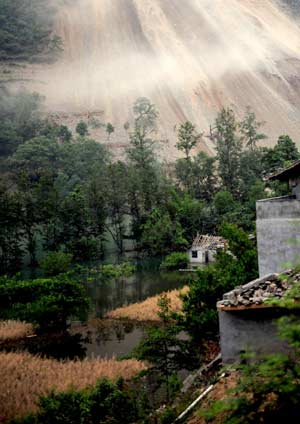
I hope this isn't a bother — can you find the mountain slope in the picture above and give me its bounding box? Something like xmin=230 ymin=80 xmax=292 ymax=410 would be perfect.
xmin=4 ymin=0 xmax=300 ymax=157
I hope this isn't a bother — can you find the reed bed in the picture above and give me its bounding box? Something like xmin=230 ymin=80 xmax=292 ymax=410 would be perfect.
xmin=0 ymin=351 xmax=146 ymax=422
xmin=106 ymin=286 xmax=189 ymax=321
xmin=0 ymin=320 xmax=34 ymax=341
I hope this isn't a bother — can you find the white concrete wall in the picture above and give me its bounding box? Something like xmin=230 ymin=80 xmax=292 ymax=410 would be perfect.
xmin=189 ymin=248 xmax=205 ymax=264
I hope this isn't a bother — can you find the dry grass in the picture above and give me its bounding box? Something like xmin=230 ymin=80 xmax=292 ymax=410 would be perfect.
xmin=0 ymin=320 xmax=34 ymax=341
xmin=106 ymin=286 xmax=189 ymax=321
xmin=0 ymin=351 xmax=146 ymax=422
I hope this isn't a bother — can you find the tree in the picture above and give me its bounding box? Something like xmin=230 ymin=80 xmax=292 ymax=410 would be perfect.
xmin=133 ymin=97 xmax=158 ymax=136
xmin=176 ymin=151 xmax=217 ymax=200
xmin=103 ymin=162 xmax=128 ymax=254
xmin=140 ymin=208 xmax=188 ymax=256
xmin=126 ymin=99 xmax=161 ymax=239
xmin=58 ymin=186 xmax=104 ymax=260
xmin=10 ymin=136 xmax=61 ymax=176
xmin=176 ymin=121 xmax=202 ymax=160
xmin=0 ymin=183 xmax=24 ymax=274
xmin=76 ymin=121 xmax=89 ymax=137
xmin=262 ymin=134 xmax=300 ymax=175
xmin=133 ymin=295 xmax=191 ymax=402
xmin=0 ymin=90 xmax=44 ymax=157
xmin=106 ymin=122 xmax=115 ymax=140
xmin=0 ymin=273 xmax=89 ymax=333
xmin=239 ymin=107 xmax=267 ymax=150
xmin=213 ymin=108 xmax=242 ymax=197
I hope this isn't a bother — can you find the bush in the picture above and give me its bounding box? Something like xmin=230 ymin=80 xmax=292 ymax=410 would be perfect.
xmin=0 ymin=274 xmax=89 ymax=332
xmin=39 ymin=251 xmax=73 ymax=276
xmin=12 ymin=379 xmax=140 ymax=424
xmin=160 ymin=252 xmax=188 ymax=270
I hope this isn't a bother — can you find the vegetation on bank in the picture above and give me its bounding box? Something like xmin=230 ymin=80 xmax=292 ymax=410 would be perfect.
xmin=0 ymin=352 xmax=146 ymax=423
xmin=106 ymin=286 xmax=189 ymax=322
xmin=0 ymin=320 xmax=33 ymax=341
xmin=0 ymin=274 xmax=89 ymax=333
xmin=160 ymin=252 xmax=189 ymax=270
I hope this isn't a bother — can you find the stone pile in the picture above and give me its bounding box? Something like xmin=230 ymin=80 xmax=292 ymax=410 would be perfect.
xmin=217 ymin=271 xmax=299 ymax=308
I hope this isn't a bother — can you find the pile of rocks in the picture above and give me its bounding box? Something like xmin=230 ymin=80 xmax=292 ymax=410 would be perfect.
xmin=217 ymin=271 xmax=299 ymax=309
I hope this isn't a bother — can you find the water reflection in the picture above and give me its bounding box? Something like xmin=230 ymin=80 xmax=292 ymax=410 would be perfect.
xmin=73 ymin=320 xmax=145 ymax=359
xmin=87 ymin=258 xmax=189 ymax=318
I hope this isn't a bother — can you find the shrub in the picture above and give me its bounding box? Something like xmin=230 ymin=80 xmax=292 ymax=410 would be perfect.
xmin=0 ymin=275 xmax=89 ymax=332
xmin=39 ymin=252 xmax=73 ymax=276
xmin=160 ymin=252 xmax=188 ymax=270
xmin=11 ymin=379 xmax=140 ymax=424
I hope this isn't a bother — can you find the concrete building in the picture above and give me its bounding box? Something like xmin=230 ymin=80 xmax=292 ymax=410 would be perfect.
xmin=257 ymin=160 xmax=300 ymax=277
xmin=188 ymin=234 xmax=226 ymax=265
xmin=217 ymin=271 xmax=297 ymax=364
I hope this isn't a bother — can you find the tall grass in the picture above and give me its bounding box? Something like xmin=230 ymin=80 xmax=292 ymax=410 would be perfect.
xmin=0 ymin=320 xmax=34 ymax=341
xmin=0 ymin=352 xmax=146 ymax=422
xmin=106 ymin=286 xmax=189 ymax=321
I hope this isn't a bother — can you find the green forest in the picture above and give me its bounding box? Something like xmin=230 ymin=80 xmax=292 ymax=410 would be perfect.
xmin=1 ymin=90 xmax=298 ymax=274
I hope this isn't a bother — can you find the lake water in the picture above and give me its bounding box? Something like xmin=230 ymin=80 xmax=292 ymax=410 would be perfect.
xmin=21 ymin=255 xmax=192 ymax=359
xmin=75 ymin=257 xmax=191 ymax=358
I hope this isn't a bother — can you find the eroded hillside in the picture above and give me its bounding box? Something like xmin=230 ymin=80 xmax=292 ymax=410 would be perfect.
xmin=2 ymin=0 xmax=300 ymax=158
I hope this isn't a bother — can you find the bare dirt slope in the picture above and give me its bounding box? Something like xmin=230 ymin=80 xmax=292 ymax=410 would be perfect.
xmin=3 ymin=0 xmax=300 ymax=158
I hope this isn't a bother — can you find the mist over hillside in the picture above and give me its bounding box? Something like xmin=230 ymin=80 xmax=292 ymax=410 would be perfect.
xmin=4 ymin=0 xmax=300 ymax=157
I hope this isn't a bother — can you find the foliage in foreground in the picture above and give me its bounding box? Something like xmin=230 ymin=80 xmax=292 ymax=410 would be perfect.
xmin=0 ymin=351 xmax=146 ymax=423
xmin=202 ymin=272 xmax=300 ymax=423
xmin=132 ymin=295 xmax=195 ymax=404
xmin=0 ymin=274 xmax=89 ymax=332
xmin=11 ymin=378 xmax=140 ymax=424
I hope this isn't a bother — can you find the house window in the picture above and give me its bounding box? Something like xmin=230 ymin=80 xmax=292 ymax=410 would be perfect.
xmin=192 ymin=250 xmax=198 ymax=258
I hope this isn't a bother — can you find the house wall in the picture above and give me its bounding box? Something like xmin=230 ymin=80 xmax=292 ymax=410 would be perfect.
xmin=218 ymin=308 xmax=291 ymax=364
xmin=189 ymin=248 xmax=205 ymax=264
xmin=256 ymin=197 xmax=300 ymax=276
xmin=188 ymin=249 xmax=217 ymax=264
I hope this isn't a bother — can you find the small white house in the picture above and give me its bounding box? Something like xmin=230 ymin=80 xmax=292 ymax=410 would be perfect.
xmin=188 ymin=234 xmax=226 ymax=265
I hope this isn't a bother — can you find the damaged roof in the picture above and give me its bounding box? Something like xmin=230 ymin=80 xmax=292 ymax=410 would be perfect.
xmin=191 ymin=234 xmax=226 ymax=250
xmin=268 ymin=160 xmax=300 ymax=182
xmin=217 ymin=271 xmax=299 ymax=311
